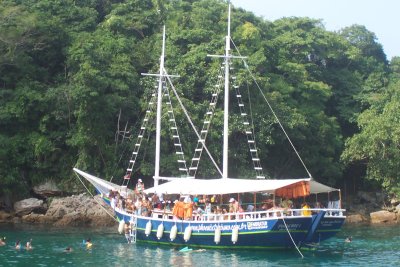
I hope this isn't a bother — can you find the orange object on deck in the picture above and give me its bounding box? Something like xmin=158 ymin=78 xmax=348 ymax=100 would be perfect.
xmin=183 ymin=202 xmax=193 ymax=219
xmin=275 ymin=181 xmax=310 ymax=198
xmin=172 ymin=201 xmax=185 ymax=219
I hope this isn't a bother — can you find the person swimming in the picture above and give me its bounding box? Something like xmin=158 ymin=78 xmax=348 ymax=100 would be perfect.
xmin=345 ymin=236 xmax=352 ymax=243
xmin=64 ymin=246 xmax=73 ymax=252
xmin=26 ymin=239 xmax=33 ymax=250
xmin=85 ymin=238 xmax=93 ymax=249
xmin=0 ymin=237 xmax=6 ymax=246
xmin=15 ymin=240 xmax=21 ymax=250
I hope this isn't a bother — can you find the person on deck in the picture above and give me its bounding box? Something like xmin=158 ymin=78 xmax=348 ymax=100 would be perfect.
xmin=204 ymin=200 xmax=212 ymax=214
xmin=141 ymin=197 xmax=151 ymax=217
xmin=136 ymin=179 xmax=144 ymax=196
xmin=281 ymin=198 xmax=293 ymax=210
xmin=183 ymin=197 xmax=194 ymax=220
xmin=135 ymin=198 xmax=142 ymax=215
xmin=301 ymin=202 xmax=312 ymax=216
xmin=229 ymin=198 xmax=239 ymax=213
xmin=172 ymin=199 xmax=185 ymax=220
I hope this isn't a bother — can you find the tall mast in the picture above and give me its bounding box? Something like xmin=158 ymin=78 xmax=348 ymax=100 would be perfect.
xmin=154 ymin=25 xmax=166 ymax=187
xmin=222 ymin=2 xmax=231 ymax=180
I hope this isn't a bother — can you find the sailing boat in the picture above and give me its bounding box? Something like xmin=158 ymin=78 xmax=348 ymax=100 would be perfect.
xmin=74 ymin=1 xmax=345 ymax=250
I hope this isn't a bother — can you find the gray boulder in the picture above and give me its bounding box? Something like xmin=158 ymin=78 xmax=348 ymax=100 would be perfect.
xmin=46 ymin=194 xmax=115 ymax=227
xmin=33 ymin=181 xmax=63 ymax=198
xmin=14 ymin=198 xmax=45 ymax=216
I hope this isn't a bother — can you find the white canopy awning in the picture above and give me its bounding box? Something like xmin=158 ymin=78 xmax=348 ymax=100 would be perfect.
xmin=73 ymin=168 xmax=339 ymax=197
xmin=144 ymin=177 xmax=338 ymax=195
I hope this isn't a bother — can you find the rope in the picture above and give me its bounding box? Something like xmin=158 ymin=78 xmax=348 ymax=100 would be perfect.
xmin=281 ymin=216 xmax=304 ymax=258
xmin=230 ymin=38 xmax=313 ymax=179
xmin=164 ymin=68 xmax=223 ymax=177
xmin=74 ymin=172 xmax=118 ymax=223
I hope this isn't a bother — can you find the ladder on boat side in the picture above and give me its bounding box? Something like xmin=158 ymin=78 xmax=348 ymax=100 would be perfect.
xmin=130 ymin=215 xmax=137 ymax=244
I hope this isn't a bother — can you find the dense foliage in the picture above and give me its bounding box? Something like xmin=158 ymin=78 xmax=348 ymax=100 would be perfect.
xmin=0 ymin=0 xmax=398 ymax=199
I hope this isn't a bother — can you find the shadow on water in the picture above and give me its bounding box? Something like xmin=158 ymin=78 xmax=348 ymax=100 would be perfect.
xmin=1 ymin=223 xmax=399 ymax=266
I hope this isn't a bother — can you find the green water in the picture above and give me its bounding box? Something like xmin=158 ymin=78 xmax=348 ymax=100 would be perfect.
xmin=0 ymin=224 xmax=399 ymax=266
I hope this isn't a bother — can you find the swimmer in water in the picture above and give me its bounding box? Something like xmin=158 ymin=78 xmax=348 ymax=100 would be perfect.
xmin=85 ymin=238 xmax=92 ymax=249
xmin=26 ymin=239 xmax=33 ymax=250
xmin=64 ymin=246 xmax=73 ymax=252
xmin=0 ymin=237 xmax=6 ymax=246
xmin=15 ymin=240 xmax=21 ymax=250
xmin=345 ymin=236 xmax=352 ymax=243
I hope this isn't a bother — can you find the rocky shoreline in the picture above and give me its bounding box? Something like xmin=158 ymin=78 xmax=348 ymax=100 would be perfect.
xmin=0 ymin=194 xmax=116 ymax=227
xmin=0 ymin=182 xmax=399 ymax=227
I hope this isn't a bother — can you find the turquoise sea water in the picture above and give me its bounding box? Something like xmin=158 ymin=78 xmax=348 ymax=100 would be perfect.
xmin=0 ymin=223 xmax=399 ymax=266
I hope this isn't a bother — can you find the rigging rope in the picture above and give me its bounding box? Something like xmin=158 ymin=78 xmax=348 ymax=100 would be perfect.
xmin=281 ymin=215 xmax=304 ymax=258
xmin=230 ymin=38 xmax=313 ymax=179
xmin=164 ymin=68 xmax=223 ymax=177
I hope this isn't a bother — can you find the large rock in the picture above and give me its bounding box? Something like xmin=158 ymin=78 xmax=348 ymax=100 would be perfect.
xmin=396 ymin=204 xmax=400 ymax=213
xmin=0 ymin=210 xmax=12 ymax=222
xmin=14 ymin=198 xmax=45 ymax=216
xmin=21 ymin=213 xmax=57 ymax=224
xmin=370 ymin=210 xmax=397 ymax=224
xmin=346 ymin=214 xmax=366 ymax=224
xmin=45 ymin=194 xmax=115 ymax=227
xmin=390 ymin=197 xmax=400 ymax=206
xmin=33 ymin=181 xmax=63 ymax=198
xmin=53 ymin=212 xmax=91 ymax=227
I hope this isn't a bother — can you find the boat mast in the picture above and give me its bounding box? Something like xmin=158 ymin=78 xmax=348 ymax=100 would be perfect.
xmin=154 ymin=25 xmax=166 ymax=188
xmin=222 ymin=2 xmax=231 ymax=180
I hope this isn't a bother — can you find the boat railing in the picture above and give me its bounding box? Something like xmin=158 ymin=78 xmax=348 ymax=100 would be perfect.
xmin=149 ymin=208 xmax=345 ymax=222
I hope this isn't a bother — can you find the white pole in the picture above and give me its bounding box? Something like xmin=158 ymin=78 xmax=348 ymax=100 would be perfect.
xmin=154 ymin=25 xmax=166 ymax=187
xmin=222 ymin=3 xmax=231 ymax=180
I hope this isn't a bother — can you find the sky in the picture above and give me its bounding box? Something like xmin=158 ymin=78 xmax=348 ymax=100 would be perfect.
xmin=233 ymin=0 xmax=399 ymax=60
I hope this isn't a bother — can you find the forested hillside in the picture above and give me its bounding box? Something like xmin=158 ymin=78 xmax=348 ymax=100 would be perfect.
xmin=0 ymin=0 xmax=399 ymax=200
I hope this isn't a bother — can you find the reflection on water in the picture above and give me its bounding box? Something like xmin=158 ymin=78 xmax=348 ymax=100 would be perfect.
xmin=213 ymin=251 xmax=222 ymax=267
xmin=230 ymin=253 xmax=239 ymax=267
xmin=0 ymin=224 xmax=399 ymax=266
